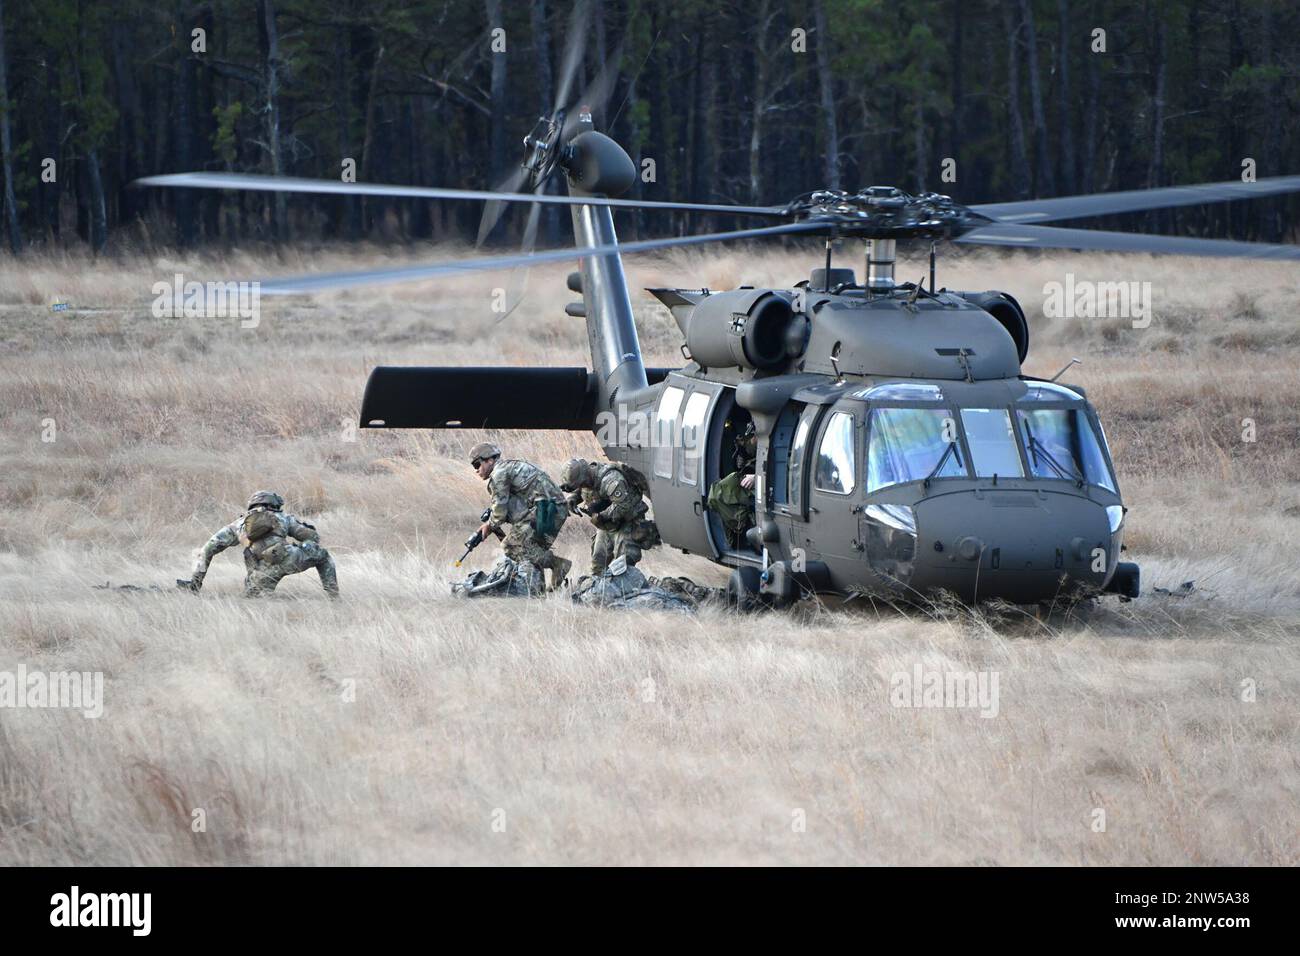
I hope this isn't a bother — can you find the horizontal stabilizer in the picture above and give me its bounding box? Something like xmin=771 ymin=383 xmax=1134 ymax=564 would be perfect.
xmin=361 ymin=366 xmax=594 ymax=429
xmin=360 ymin=366 xmax=674 ymax=430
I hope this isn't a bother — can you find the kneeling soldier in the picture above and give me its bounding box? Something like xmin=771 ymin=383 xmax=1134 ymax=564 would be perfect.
xmin=471 ymin=442 xmax=572 ymax=590
xmin=179 ymin=490 xmax=339 ymax=597
xmin=560 ymin=457 xmax=660 ymax=575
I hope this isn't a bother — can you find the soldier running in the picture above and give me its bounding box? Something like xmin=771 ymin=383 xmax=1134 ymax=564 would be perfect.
xmin=471 ymin=442 xmax=572 ymax=590
xmin=179 ymin=490 xmax=339 ymax=597
xmin=560 ymin=457 xmax=661 ymax=574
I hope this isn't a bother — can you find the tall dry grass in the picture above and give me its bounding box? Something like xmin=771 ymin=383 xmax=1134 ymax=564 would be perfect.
xmin=0 ymin=245 xmax=1297 ymax=865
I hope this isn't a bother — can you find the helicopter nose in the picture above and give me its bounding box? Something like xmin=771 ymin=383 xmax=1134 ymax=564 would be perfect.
xmin=907 ymin=490 xmax=1112 ymax=604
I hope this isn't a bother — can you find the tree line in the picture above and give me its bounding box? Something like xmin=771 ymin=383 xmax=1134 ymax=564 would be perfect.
xmin=0 ymin=0 xmax=1295 ymax=256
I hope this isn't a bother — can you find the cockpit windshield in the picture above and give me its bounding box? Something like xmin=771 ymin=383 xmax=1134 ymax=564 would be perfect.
xmin=959 ymin=408 xmax=1025 ymax=478
xmin=1015 ymin=407 xmax=1116 ymax=492
xmin=866 ymin=407 xmax=966 ymax=493
xmin=856 ymin=393 xmax=1119 ymax=496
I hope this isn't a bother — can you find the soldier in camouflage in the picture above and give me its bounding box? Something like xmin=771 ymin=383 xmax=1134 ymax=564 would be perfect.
xmin=178 ymin=490 xmax=339 ymax=597
xmin=560 ymin=457 xmax=661 ymax=574
xmin=471 ymin=442 xmax=572 ymax=590
xmin=707 ymin=421 xmax=758 ymax=549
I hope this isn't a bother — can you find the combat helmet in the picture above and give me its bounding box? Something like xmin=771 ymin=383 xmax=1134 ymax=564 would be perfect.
xmin=469 ymin=442 xmax=502 ymax=467
xmin=247 ymin=490 xmax=284 ymax=511
xmin=560 ymin=457 xmax=592 ymax=492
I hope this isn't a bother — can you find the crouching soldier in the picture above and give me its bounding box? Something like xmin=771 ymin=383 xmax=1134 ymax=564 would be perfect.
xmin=178 ymin=490 xmax=339 ymax=597
xmin=560 ymin=457 xmax=660 ymax=574
xmin=471 ymin=442 xmax=572 ymax=590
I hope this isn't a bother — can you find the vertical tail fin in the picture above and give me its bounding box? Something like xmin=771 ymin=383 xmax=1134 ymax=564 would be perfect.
xmin=563 ymin=129 xmax=651 ymax=418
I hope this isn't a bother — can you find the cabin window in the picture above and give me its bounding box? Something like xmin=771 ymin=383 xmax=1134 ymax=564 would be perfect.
xmin=1016 ymin=407 xmax=1116 ymax=492
xmin=679 ymin=391 xmax=710 ymax=486
xmin=814 ymin=411 xmax=856 ymax=495
xmin=653 ymin=386 xmax=684 ymax=479
xmin=866 ymin=407 xmax=966 ymax=493
xmin=959 ymin=408 xmax=1025 ymax=478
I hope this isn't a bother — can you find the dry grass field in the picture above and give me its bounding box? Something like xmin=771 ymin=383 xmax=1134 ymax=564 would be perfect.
xmin=0 ymin=242 xmax=1297 ymax=865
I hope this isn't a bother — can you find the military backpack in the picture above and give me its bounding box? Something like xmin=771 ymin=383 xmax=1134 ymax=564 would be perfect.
xmin=606 ymin=462 xmax=650 ymax=499
xmin=242 ymin=509 xmax=280 ymax=542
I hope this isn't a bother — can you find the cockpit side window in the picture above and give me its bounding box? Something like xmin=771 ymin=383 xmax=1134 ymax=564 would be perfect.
xmin=787 ymin=404 xmax=821 ymax=514
xmin=813 ymin=411 xmax=856 ymax=495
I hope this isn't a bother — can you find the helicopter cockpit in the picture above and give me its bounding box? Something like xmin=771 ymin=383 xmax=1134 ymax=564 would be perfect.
xmin=719 ymin=375 xmax=1134 ymax=605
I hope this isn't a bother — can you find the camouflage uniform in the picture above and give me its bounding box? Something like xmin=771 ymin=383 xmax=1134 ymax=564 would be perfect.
xmin=188 ymin=492 xmax=339 ymax=597
xmin=708 ymin=423 xmax=758 ymax=549
xmin=562 ymin=459 xmax=660 ymax=574
xmin=485 ymin=458 xmax=570 ymax=581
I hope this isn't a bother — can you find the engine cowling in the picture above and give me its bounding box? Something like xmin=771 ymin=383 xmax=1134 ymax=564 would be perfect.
xmin=683 ymin=289 xmax=797 ymax=371
xmin=955 ymin=290 xmax=1029 ymax=363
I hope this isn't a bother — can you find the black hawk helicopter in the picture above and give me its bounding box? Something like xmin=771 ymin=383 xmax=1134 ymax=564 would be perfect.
xmin=137 ymin=15 xmax=1300 ymax=610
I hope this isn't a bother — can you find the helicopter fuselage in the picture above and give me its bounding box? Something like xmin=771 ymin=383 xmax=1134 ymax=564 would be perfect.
xmin=602 ymin=285 xmax=1137 ymax=607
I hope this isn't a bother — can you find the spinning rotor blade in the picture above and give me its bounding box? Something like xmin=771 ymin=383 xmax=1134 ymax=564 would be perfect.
xmin=476 ymin=165 xmax=528 ymax=248
xmin=487 ymin=9 xmax=622 ymax=308
xmin=132 ymin=172 xmax=785 ymax=217
xmin=257 ymin=221 xmax=825 ymax=295
xmin=552 ymin=0 xmax=592 ymax=115
xmin=559 ymin=39 xmax=625 ymax=140
xmin=490 ymin=201 xmax=543 ymax=322
xmin=972 ymin=174 xmax=1300 ymax=224
xmin=957 ymin=222 xmax=1300 ymax=259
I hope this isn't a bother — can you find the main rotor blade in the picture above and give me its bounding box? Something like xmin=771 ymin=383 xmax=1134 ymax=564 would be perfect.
xmin=257 ymin=221 xmax=825 ymax=295
xmin=552 ymin=0 xmax=591 ymax=114
xmin=132 ymin=171 xmax=786 ymax=217
xmin=493 ymin=201 xmax=544 ymax=322
xmin=971 ymin=174 xmax=1300 ymax=224
xmin=561 ymin=37 xmax=624 ymax=139
xmin=957 ymin=222 xmax=1300 ymax=259
xmin=476 ymin=165 xmax=528 ymax=248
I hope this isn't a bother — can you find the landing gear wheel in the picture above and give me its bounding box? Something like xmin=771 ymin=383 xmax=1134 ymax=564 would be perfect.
xmin=1062 ymin=595 xmax=1098 ymax=625
xmin=727 ymin=566 xmax=764 ymax=611
xmin=1036 ymin=593 xmax=1098 ymax=625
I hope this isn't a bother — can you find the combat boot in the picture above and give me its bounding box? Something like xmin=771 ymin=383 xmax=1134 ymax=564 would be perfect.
xmin=549 ymin=556 xmax=572 ymax=591
xmin=318 ymin=552 xmax=340 ymax=598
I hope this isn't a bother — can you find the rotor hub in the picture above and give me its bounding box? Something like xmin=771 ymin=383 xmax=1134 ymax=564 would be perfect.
xmin=784 ymin=186 xmax=989 ymax=239
xmin=521 ymin=111 xmax=567 ymax=190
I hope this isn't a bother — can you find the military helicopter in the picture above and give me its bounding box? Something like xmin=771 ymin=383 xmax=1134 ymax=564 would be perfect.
xmin=137 ymin=17 xmax=1300 ymax=610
